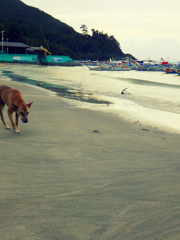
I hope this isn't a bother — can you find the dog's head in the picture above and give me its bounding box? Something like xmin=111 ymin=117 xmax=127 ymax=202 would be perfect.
xmin=13 ymin=102 xmax=33 ymax=123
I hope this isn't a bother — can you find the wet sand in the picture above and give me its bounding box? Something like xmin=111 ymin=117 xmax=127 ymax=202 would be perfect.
xmin=0 ymin=80 xmax=180 ymax=240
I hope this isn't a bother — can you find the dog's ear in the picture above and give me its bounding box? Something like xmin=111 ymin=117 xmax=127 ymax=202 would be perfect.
xmin=12 ymin=104 xmax=19 ymax=110
xmin=26 ymin=102 xmax=33 ymax=108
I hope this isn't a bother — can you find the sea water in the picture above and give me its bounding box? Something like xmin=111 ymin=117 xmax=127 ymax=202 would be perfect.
xmin=0 ymin=63 xmax=180 ymax=133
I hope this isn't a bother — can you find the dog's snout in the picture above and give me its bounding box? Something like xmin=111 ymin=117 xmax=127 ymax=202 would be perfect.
xmin=21 ymin=118 xmax=28 ymax=123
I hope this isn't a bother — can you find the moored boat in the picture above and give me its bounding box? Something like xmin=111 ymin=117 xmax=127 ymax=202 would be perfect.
xmin=165 ymin=68 xmax=177 ymax=74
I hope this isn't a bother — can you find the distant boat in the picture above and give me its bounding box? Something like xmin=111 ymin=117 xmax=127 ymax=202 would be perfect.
xmin=110 ymin=65 xmax=131 ymax=71
xmin=177 ymin=69 xmax=180 ymax=75
xmin=165 ymin=68 xmax=177 ymax=74
xmin=89 ymin=64 xmax=131 ymax=71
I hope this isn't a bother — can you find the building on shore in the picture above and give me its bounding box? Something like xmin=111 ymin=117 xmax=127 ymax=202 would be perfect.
xmin=0 ymin=41 xmax=29 ymax=54
xmin=0 ymin=41 xmax=76 ymax=66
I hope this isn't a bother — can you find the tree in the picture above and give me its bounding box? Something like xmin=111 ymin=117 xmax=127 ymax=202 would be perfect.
xmin=80 ymin=25 xmax=88 ymax=35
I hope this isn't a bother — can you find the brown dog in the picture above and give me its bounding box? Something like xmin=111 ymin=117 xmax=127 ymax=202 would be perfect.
xmin=0 ymin=85 xmax=33 ymax=133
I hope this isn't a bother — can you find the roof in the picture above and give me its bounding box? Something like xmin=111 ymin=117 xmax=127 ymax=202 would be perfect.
xmin=26 ymin=46 xmax=51 ymax=55
xmin=26 ymin=47 xmax=42 ymax=51
xmin=0 ymin=42 xmax=29 ymax=48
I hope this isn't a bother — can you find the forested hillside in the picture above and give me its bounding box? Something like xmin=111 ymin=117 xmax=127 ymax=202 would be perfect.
xmin=0 ymin=0 xmax=132 ymax=60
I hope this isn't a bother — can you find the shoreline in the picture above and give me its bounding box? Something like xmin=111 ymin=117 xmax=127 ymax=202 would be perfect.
xmin=1 ymin=63 xmax=180 ymax=135
xmin=0 ymin=79 xmax=180 ymax=239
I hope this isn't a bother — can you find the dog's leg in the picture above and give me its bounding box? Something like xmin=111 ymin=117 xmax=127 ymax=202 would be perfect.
xmin=15 ymin=112 xmax=20 ymax=128
xmin=0 ymin=102 xmax=11 ymax=130
xmin=8 ymin=109 xmax=20 ymax=133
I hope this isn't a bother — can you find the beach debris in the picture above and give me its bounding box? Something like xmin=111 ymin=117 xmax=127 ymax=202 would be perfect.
xmin=141 ymin=128 xmax=150 ymax=132
xmin=121 ymin=87 xmax=131 ymax=95
xmin=93 ymin=130 xmax=101 ymax=134
xmin=134 ymin=120 xmax=142 ymax=125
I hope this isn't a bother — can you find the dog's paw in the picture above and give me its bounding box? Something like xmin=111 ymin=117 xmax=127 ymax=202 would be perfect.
xmin=14 ymin=129 xmax=20 ymax=134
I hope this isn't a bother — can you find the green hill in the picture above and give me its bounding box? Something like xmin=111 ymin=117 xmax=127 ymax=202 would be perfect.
xmin=0 ymin=0 xmax=131 ymax=60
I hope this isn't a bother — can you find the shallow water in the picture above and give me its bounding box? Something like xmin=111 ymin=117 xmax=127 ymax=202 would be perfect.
xmin=1 ymin=63 xmax=180 ymax=133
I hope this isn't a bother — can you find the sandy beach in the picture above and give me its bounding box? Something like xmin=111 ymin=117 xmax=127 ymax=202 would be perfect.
xmin=0 ymin=79 xmax=180 ymax=240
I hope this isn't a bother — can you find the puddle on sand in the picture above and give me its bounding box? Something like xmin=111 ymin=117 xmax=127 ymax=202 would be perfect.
xmin=2 ymin=70 xmax=112 ymax=105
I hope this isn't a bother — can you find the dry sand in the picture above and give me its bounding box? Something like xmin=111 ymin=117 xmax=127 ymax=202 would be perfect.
xmin=0 ymin=80 xmax=180 ymax=240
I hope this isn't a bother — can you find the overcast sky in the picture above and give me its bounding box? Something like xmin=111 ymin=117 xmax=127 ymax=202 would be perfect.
xmin=21 ymin=0 xmax=180 ymax=60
